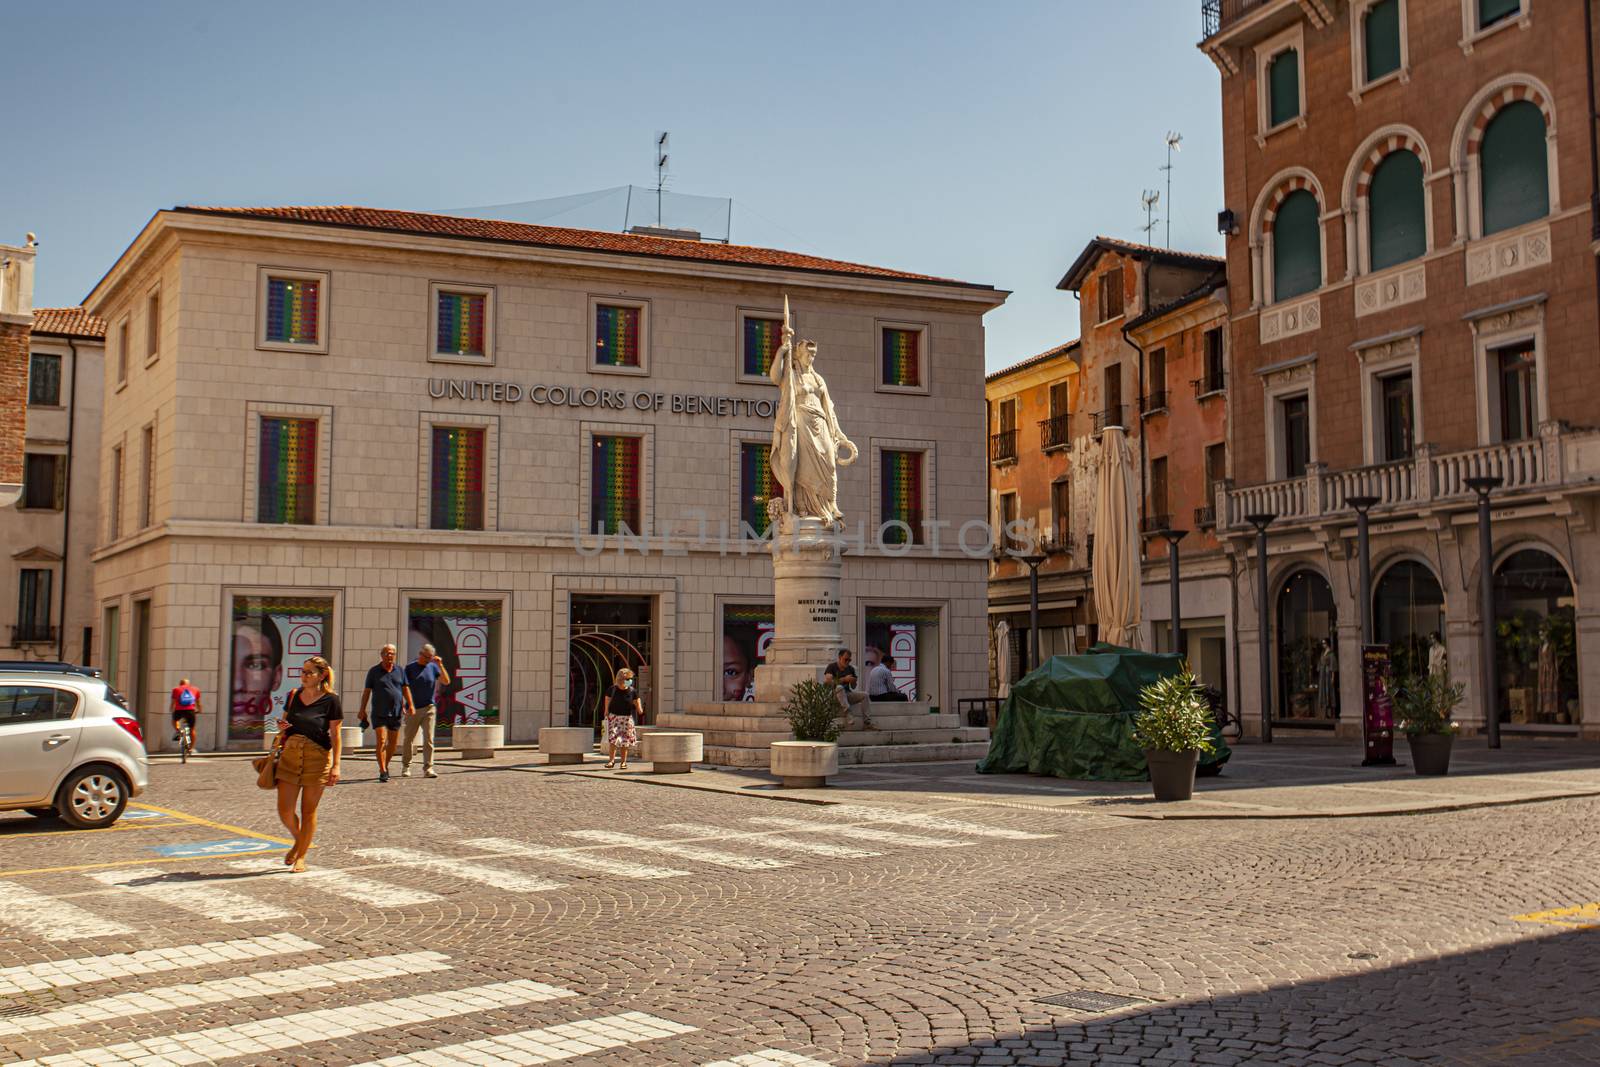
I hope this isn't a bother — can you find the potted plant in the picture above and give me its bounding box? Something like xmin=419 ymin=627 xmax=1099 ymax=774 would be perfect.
xmin=1393 ymin=673 xmax=1464 ymax=776
xmin=1133 ymin=670 xmax=1216 ymax=802
xmin=770 ymin=680 xmax=842 ymax=788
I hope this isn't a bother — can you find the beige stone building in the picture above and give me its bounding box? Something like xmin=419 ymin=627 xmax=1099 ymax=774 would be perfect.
xmin=84 ymin=205 xmax=1004 ymax=751
xmin=3 ymin=307 xmax=105 ymax=662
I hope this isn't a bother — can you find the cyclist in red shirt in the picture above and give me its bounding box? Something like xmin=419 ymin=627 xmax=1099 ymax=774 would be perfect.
xmin=171 ymin=678 xmax=202 ymax=751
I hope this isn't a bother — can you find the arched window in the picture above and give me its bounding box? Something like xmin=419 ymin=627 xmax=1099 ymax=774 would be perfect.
xmin=1273 ymin=190 xmax=1322 ymax=303
xmin=1368 ymin=151 xmax=1426 ymax=271
xmin=1275 ymin=570 xmax=1339 ymax=721
xmin=1373 ymin=560 xmax=1444 ymax=679
xmin=1481 ymin=101 xmax=1549 ymax=236
xmin=1492 ymin=549 xmax=1579 ymax=727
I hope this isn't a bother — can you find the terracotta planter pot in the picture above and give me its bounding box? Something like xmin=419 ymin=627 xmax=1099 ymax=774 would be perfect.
xmin=1407 ymin=732 xmax=1454 ymax=776
xmin=1144 ymin=748 xmax=1200 ymax=802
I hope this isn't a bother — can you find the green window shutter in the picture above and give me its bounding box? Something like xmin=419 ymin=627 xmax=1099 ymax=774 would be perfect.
xmin=1363 ymin=0 xmax=1401 ymax=82
xmin=1273 ymin=190 xmax=1322 ymax=303
xmin=1368 ymin=150 xmax=1426 ymax=271
xmin=1478 ymin=0 xmax=1521 ymax=29
xmin=1268 ymin=49 xmax=1300 ymax=127
xmin=1481 ymin=101 xmax=1549 ymax=235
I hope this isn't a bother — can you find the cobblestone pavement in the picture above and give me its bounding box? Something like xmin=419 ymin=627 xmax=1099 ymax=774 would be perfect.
xmin=1 ymin=752 xmax=1598 ymax=1065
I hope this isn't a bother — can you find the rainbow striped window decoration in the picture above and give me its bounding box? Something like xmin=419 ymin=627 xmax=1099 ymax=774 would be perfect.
xmin=590 ymin=435 xmax=642 ymax=534
xmin=881 ymin=327 xmax=921 ymax=388
xmin=430 ymin=426 xmax=486 ymax=531
xmin=743 ymin=317 xmax=783 ymax=377
xmin=594 ymin=304 xmax=641 ymax=368
xmin=257 ymin=417 xmax=317 ymax=524
xmin=740 ymin=441 xmax=776 ymax=536
xmin=880 ymin=449 xmax=925 ymax=545
xmin=436 ymin=291 xmax=486 ymax=356
xmin=265 ymin=277 xmax=320 ymax=345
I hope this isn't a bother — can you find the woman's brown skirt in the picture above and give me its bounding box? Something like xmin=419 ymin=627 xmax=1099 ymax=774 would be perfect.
xmin=276 ymin=734 xmax=330 ymax=786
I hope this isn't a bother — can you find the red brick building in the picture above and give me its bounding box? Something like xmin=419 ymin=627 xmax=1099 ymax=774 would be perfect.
xmin=0 ymin=236 xmax=38 ymax=508
xmin=1200 ymin=0 xmax=1600 ymax=739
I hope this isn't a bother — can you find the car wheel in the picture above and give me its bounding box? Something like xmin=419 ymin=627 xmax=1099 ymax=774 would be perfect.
xmin=56 ymin=768 xmax=129 ymax=829
xmin=24 ymin=807 xmax=59 ymax=818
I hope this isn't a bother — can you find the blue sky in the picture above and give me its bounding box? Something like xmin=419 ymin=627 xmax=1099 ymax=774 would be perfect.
xmin=2 ymin=1 xmax=1224 ymax=370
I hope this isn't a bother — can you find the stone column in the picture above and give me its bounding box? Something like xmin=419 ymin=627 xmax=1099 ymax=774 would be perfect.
xmin=754 ymin=518 xmax=844 ymax=704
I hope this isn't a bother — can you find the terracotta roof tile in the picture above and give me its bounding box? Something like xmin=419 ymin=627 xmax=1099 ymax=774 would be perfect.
xmin=1057 ymin=235 xmax=1225 ymax=292
xmin=31 ymin=306 xmax=106 ymax=339
xmin=986 ymin=339 xmax=1078 ymax=383
xmin=176 ymin=205 xmax=992 ymax=289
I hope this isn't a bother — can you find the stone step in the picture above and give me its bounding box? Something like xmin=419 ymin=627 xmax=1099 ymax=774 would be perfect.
xmin=702 ymin=740 xmax=990 ymax=769
xmin=657 ymin=711 xmax=962 ymax=733
xmin=680 ymin=700 xmax=943 ymax=718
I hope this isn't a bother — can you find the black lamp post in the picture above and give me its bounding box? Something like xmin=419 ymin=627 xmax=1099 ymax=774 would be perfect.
xmin=1347 ymin=495 xmax=1380 ymax=646
xmin=1466 ymin=475 xmax=1503 ymax=749
xmin=1159 ymin=529 xmax=1189 ymax=659
xmin=1246 ymin=513 xmax=1277 ymax=743
xmin=1020 ymin=552 xmax=1049 ymax=674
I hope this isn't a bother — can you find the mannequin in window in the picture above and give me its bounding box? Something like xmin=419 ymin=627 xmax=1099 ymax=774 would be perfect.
xmin=1537 ymin=634 xmax=1559 ymax=723
xmin=1427 ymin=632 xmax=1449 ymax=681
xmin=1316 ymin=638 xmax=1339 ymax=719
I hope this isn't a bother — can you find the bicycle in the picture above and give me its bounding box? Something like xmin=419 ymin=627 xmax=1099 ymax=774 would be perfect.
xmin=177 ymin=719 xmax=193 ymax=763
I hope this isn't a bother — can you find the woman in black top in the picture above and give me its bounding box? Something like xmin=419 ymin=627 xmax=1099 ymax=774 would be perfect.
xmin=603 ymin=667 xmax=643 ymax=769
xmin=271 ymin=655 xmax=342 ymax=872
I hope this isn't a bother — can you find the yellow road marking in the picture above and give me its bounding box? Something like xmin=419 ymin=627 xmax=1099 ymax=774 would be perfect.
xmin=0 ymin=849 xmax=285 ymax=879
xmin=128 ymin=802 xmax=295 ymax=846
xmin=1512 ymin=903 xmax=1600 ymax=930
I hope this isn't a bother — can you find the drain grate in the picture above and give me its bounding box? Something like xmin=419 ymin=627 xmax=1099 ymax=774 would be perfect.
xmin=1036 ymin=990 xmax=1151 ymax=1012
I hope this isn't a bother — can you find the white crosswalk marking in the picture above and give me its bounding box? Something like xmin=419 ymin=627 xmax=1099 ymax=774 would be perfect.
xmin=11 ymin=979 xmax=577 ymax=1067
xmin=224 ymin=859 xmax=445 ymax=906
xmin=0 ymin=879 xmax=134 ymax=941
xmin=360 ymin=1011 xmax=698 ymax=1065
xmin=745 ymin=816 xmax=973 ymax=849
xmin=0 ymin=951 xmax=451 ymax=1037
xmin=87 ymin=867 xmax=295 ymax=923
xmin=0 ymin=933 xmax=318 ymax=996
xmin=658 ymin=823 xmax=882 ymax=859
xmin=464 ymin=837 xmax=691 ymax=879
xmin=704 ymin=1052 xmax=834 ymax=1067
xmin=564 ymin=830 xmax=793 ymax=870
xmin=824 ymin=804 xmax=1054 ymax=840
xmin=353 ymin=847 xmax=567 ymax=892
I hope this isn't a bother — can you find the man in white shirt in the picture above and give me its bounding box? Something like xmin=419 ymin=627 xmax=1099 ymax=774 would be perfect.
xmin=866 ymin=655 xmax=907 ymax=703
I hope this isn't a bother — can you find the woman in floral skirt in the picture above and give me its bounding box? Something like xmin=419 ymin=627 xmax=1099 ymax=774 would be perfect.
xmin=604 ymin=667 xmax=642 ymax=769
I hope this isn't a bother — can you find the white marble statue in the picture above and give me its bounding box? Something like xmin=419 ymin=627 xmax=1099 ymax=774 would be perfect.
xmin=769 ymin=297 xmax=858 ymax=529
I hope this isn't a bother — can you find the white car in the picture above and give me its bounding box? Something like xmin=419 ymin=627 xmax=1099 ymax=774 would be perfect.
xmin=0 ymin=664 xmax=149 ymax=829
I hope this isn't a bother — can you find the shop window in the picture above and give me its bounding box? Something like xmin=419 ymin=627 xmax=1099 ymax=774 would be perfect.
xmin=1369 ymin=151 xmax=1426 ymax=271
xmin=408 ymin=598 xmax=503 ymax=738
xmin=1276 ymin=570 xmax=1339 ymax=721
xmin=434 ymin=288 xmax=488 ymax=359
xmin=430 ymin=426 xmax=486 ymax=531
xmin=740 ymin=441 xmax=775 ymax=537
xmin=1268 ymin=49 xmax=1301 ymax=128
xmin=15 ymin=569 xmax=52 ymax=642
xmin=1477 ymin=0 xmax=1521 ymax=31
xmin=1363 ymin=0 xmax=1402 ymax=83
xmin=743 ymin=315 xmax=783 ymax=379
xmin=28 ymin=353 xmax=61 ymax=406
xmin=881 ymin=326 xmax=923 ymax=389
xmin=1493 ymin=549 xmax=1578 ymax=727
xmin=865 ymin=605 xmax=942 ymax=703
xmin=1481 ymin=102 xmax=1549 ymax=236
xmin=880 ymin=449 xmax=925 ymax=545
xmin=590 ymin=434 xmax=642 ymax=534
xmin=1379 ymin=370 xmax=1415 ymax=461
xmin=228 ymin=595 xmax=333 ymax=745
xmin=1373 ymin=560 xmax=1444 ymax=679
xmin=1096 ymin=267 xmax=1124 ymax=322
xmin=721 ymin=603 xmax=774 ymax=702
xmin=257 ymin=417 xmax=318 ymax=524
xmin=1273 ymin=190 xmax=1322 ymax=302
xmin=593 ymin=303 xmax=643 ymax=369
xmin=1494 ymin=342 xmax=1537 ymax=442
xmin=21 ymin=453 xmax=64 ymax=511
xmin=1279 ymin=393 xmax=1311 ymax=479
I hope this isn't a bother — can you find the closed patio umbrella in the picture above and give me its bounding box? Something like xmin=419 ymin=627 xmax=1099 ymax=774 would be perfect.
xmin=994 ymin=619 xmax=1012 ymax=699
xmin=1092 ymin=425 xmax=1142 ymax=647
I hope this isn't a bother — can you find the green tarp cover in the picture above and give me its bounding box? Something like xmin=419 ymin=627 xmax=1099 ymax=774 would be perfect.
xmin=976 ymin=645 xmax=1231 ymax=781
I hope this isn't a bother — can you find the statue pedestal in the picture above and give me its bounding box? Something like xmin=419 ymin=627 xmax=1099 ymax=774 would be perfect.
xmin=754 ymin=518 xmax=844 ymax=704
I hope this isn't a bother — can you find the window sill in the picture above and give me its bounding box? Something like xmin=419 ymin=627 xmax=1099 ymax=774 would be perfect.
xmin=1465 ymin=220 xmax=1553 ymax=287
xmin=144 ymin=354 xmax=160 ymax=368
xmin=1255 ymin=114 xmax=1308 ymax=147
xmin=588 ymin=362 xmax=650 ymax=377
xmin=1350 ymin=66 xmax=1408 ymax=103
xmin=16 ymin=506 xmax=64 ymax=514
xmin=875 ymin=382 xmax=930 ymax=397
xmin=1196 ymin=388 xmax=1226 ymax=401
xmin=735 ymin=372 xmax=776 ymax=387
xmin=1259 ymin=292 xmax=1323 ymax=344
xmin=256 ymin=339 xmax=329 ymax=356
xmin=1459 ymin=12 xmax=1530 ymax=54
xmin=429 ymin=351 xmax=494 ymax=367
xmin=27 ymin=404 xmax=66 ymax=412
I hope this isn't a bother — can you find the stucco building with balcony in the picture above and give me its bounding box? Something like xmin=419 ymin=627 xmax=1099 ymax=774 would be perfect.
xmin=1200 ymin=0 xmax=1600 ymax=739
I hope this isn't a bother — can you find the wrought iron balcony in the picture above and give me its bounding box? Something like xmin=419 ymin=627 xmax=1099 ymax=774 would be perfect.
xmin=1141 ymin=514 xmax=1174 ymax=535
xmin=1039 ymin=414 xmax=1072 ymax=452
xmin=1201 ymin=0 xmax=1279 ymax=38
xmin=1193 ymin=371 xmax=1226 ymax=398
xmin=1194 ymin=505 xmax=1216 ymax=528
xmin=989 ymin=430 xmax=1018 ymax=465
xmin=1141 ymin=390 xmax=1169 ymax=416
xmin=10 ymin=623 xmax=57 ymax=644
xmin=1092 ymin=406 xmax=1125 ymax=433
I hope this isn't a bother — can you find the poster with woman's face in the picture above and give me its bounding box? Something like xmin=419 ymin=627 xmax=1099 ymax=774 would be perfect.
xmin=722 ymin=608 xmax=774 ymax=702
xmin=229 ymin=597 xmax=330 ymax=741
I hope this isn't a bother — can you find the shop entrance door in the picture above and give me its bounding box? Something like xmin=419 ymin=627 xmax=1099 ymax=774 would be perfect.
xmin=568 ymin=596 xmax=654 ymax=729
xmin=131 ymin=598 xmax=152 ymax=737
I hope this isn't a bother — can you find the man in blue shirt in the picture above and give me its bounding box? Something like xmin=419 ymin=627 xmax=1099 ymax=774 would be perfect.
xmin=401 ymin=643 xmax=451 ymax=779
xmin=359 ymin=644 xmax=414 ymax=783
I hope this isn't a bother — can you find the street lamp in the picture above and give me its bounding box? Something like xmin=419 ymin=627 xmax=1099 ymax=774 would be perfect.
xmin=1019 ymin=552 xmax=1049 ymax=674
xmin=1158 ymin=529 xmax=1189 ymax=659
xmin=1466 ymin=475 xmax=1503 ymax=749
xmin=1246 ymin=513 xmax=1277 ymax=743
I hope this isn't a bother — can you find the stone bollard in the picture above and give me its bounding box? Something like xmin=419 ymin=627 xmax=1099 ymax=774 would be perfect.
xmin=770 ymin=741 xmax=839 ymax=788
xmin=451 ymin=723 xmax=503 ymax=760
xmin=539 ymin=726 xmax=595 ymax=765
xmin=339 ymin=724 xmax=365 ymax=752
xmin=641 ymin=731 xmax=703 ymax=774
xmin=263 ymin=726 xmax=279 ymax=752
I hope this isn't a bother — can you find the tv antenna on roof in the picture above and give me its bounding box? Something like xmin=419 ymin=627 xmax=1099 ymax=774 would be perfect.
xmin=655 ymin=131 xmax=670 ymax=227
xmin=1161 ymin=131 xmax=1183 ymax=248
xmin=1140 ymin=189 xmax=1162 ymax=242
